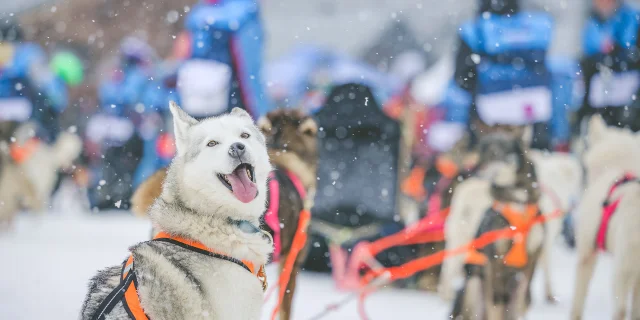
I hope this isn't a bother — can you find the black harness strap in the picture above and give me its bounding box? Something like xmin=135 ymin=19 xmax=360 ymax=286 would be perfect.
xmin=91 ymin=260 xmax=136 ymax=320
xmin=151 ymin=237 xmax=251 ymax=273
xmin=121 ymin=273 xmax=142 ymax=320
xmin=92 ymin=238 xmax=253 ymax=320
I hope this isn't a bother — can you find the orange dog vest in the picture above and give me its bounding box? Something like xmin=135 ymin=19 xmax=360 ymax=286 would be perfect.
xmin=466 ymin=202 xmax=539 ymax=268
xmin=90 ymin=232 xmax=267 ymax=320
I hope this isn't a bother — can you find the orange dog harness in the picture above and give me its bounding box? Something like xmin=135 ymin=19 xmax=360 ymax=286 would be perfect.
xmin=9 ymin=138 xmax=40 ymax=164
xmin=91 ymin=232 xmax=267 ymax=320
xmin=466 ymin=202 xmax=539 ymax=268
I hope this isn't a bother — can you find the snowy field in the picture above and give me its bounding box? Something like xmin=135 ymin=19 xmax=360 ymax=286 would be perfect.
xmin=0 ymin=213 xmax=614 ymax=319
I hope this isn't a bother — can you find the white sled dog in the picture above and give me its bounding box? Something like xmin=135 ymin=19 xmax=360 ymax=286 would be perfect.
xmin=571 ymin=115 xmax=640 ymax=320
xmin=439 ymin=139 xmax=583 ymax=302
xmin=0 ymin=122 xmax=82 ymax=229
xmin=80 ymin=102 xmax=273 ymax=320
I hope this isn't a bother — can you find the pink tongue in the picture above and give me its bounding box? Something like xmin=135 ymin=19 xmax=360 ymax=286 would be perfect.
xmin=226 ymin=167 xmax=258 ymax=203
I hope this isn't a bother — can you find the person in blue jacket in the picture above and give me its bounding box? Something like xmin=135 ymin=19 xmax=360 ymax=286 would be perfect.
xmin=98 ymin=37 xmax=156 ymax=119
xmin=179 ymin=0 xmax=273 ymax=119
xmin=547 ymin=57 xmax=582 ymax=151
xmin=133 ymin=62 xmax=181 ymax=187
xmin=576 ymin=0 xmax=640 ymax=132
xmin=0 ymin=20 xmax=67 ymax=143
xmin=442 ymin=0 xmax=559 ymax=150
xmin=85 ymin=37 xmax=156 ymax=210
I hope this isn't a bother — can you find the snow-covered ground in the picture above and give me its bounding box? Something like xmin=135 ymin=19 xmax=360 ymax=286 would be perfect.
xmin=0 ymin=213 xmax=614 ymax=319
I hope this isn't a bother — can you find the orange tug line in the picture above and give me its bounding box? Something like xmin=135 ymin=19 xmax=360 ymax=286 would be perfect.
xmin=269 ymin=209 xmax=312 ymax=320
xmin=355 ymin=209 xmax=564 ymax=320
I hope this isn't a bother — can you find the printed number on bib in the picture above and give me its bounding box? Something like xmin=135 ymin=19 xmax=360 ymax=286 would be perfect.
xmin=177 ymin=59 xmax=231 ymax=117
xmin=86 ymin=114 xmax=135 ymax=145
xmin=476 ymin=86 xmax=552 ymax=125
xmin=0 ymin=98 xmax=33 ymax=121
xmin=427 ymin=122 xmax=465 ymax=152
xmin=589 ymin=71 xmax=640 ymax=108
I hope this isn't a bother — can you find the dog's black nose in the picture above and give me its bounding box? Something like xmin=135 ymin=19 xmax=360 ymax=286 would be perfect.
xmin=229 ymin=142 xmax=246 ymax=158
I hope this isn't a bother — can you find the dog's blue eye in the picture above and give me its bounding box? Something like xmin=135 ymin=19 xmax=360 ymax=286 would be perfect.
xmin=241 ymin=132 xmax=250 ymax=139
xmin=207 ymin=140 xmax=218 ymax=147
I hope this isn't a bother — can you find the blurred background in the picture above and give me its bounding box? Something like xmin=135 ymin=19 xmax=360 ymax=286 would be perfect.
xmin=1 ymin=0 xmax=639 ymax=319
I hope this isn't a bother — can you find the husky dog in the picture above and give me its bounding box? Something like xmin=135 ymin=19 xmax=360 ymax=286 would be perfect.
xmin=439 ymin=130 xmax=582 ymax=303
xmin=0 ymin=121 xmax=82 ymax=229
xmin=448 ymin=133 xmax=544 ymax=320
xmin=439 ymin=127 xmax=531 ymax=300
xmin=528 ymin=149 xmax=583 ymax=302
xmin=257 ymin=109 xmax=318 ymax=320
xmin=81 ymin=103 xmax=273 ymax=320
xmin=570 ymin=115 xmax=640 ymax=320
xmin=129 ymin=109 xmax=319 ymax=320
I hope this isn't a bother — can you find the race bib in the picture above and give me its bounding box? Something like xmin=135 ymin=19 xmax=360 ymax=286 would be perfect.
xmin=177 ymin=59 xmax=231 ymax=117
xmin=589 ymin=71 xmax=640 ymax=108
xmin=0 ymin=98 xmax=33 ymax=121
xmin=427 ymin=122 xmax=465 ymax=152
xmin=86 ymin=114 xmax=135 ymax=145
xmin=476 ymin=86 xmax=552 ymax=125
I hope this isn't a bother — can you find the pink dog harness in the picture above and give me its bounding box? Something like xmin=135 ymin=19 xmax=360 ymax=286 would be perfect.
xmin=264 ymin=170 xmax=307 ymax=262
xmin=597 ymin=173 xmax=638 ymax=250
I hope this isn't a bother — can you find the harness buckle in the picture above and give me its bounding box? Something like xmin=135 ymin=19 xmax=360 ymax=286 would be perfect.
xmin=257 ymin=265 xmax=268 ymax=292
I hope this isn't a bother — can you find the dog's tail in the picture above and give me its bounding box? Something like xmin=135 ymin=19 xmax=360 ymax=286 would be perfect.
xmin=130 ymin=168 xmax=167 ymax=217
xmin=52 ymin=132 xmax=82 ymax=168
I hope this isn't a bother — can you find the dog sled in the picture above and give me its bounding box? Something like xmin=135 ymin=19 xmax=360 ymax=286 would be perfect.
xmin=303 ymin=80 xmax=484 ymax=292
xmin=305 ymin=83 xmax=434 ymax=286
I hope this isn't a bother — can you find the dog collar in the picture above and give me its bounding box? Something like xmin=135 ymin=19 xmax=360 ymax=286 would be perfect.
xmin=228 ymin=218 xmax=262 ymax=234
xmin=153 ymin=231 xmax=268 ymax=291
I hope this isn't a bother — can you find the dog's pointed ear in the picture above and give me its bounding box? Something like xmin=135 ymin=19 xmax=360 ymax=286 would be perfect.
xmin=230 ymin=107 xmax=253 ymax=121
xmin=588 ymin=114 xmax=607 ymax=145
xmin=169 ymin=101 xmax=198 ymax=157
xmin=257 ymin=116 xmax=272 ymax=134
xmin=299 ymin=117 xmax=318 ymax=136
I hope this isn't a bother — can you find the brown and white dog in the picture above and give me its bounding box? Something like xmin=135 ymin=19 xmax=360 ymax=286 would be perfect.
xmin=130 ymin=109 xmax=318 ymax=320
xmin=448 ymin=132 xmax=544 ymax=320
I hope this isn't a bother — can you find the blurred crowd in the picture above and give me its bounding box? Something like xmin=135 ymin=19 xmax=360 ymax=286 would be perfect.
xmin=1 ymin=0 xmax=639 ymax=212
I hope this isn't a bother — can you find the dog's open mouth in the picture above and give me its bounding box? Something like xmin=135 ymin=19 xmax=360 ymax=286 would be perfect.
xmin=217 ymin=163 xmax=257 ymax=203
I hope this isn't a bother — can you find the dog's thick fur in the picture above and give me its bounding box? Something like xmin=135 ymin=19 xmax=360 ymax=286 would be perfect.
xmin=447 ymin=133 xmax=545 ymax=320
xmin=81 ymin=103 xmax=273 ymax=320
xmin=529 ymin=149 xmax=583 ymax=302
xmin=0 ymin=122 xmax=82 ymax=229
xmin=129 ymin=109 xmax=319 ymax=320
xmin=570 ymin=115 xmax=640 ymax=320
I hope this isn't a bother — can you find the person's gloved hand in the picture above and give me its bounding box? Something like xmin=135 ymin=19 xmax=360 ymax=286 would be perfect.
xmin=554 ymin=142 xmax=570 ymax=153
